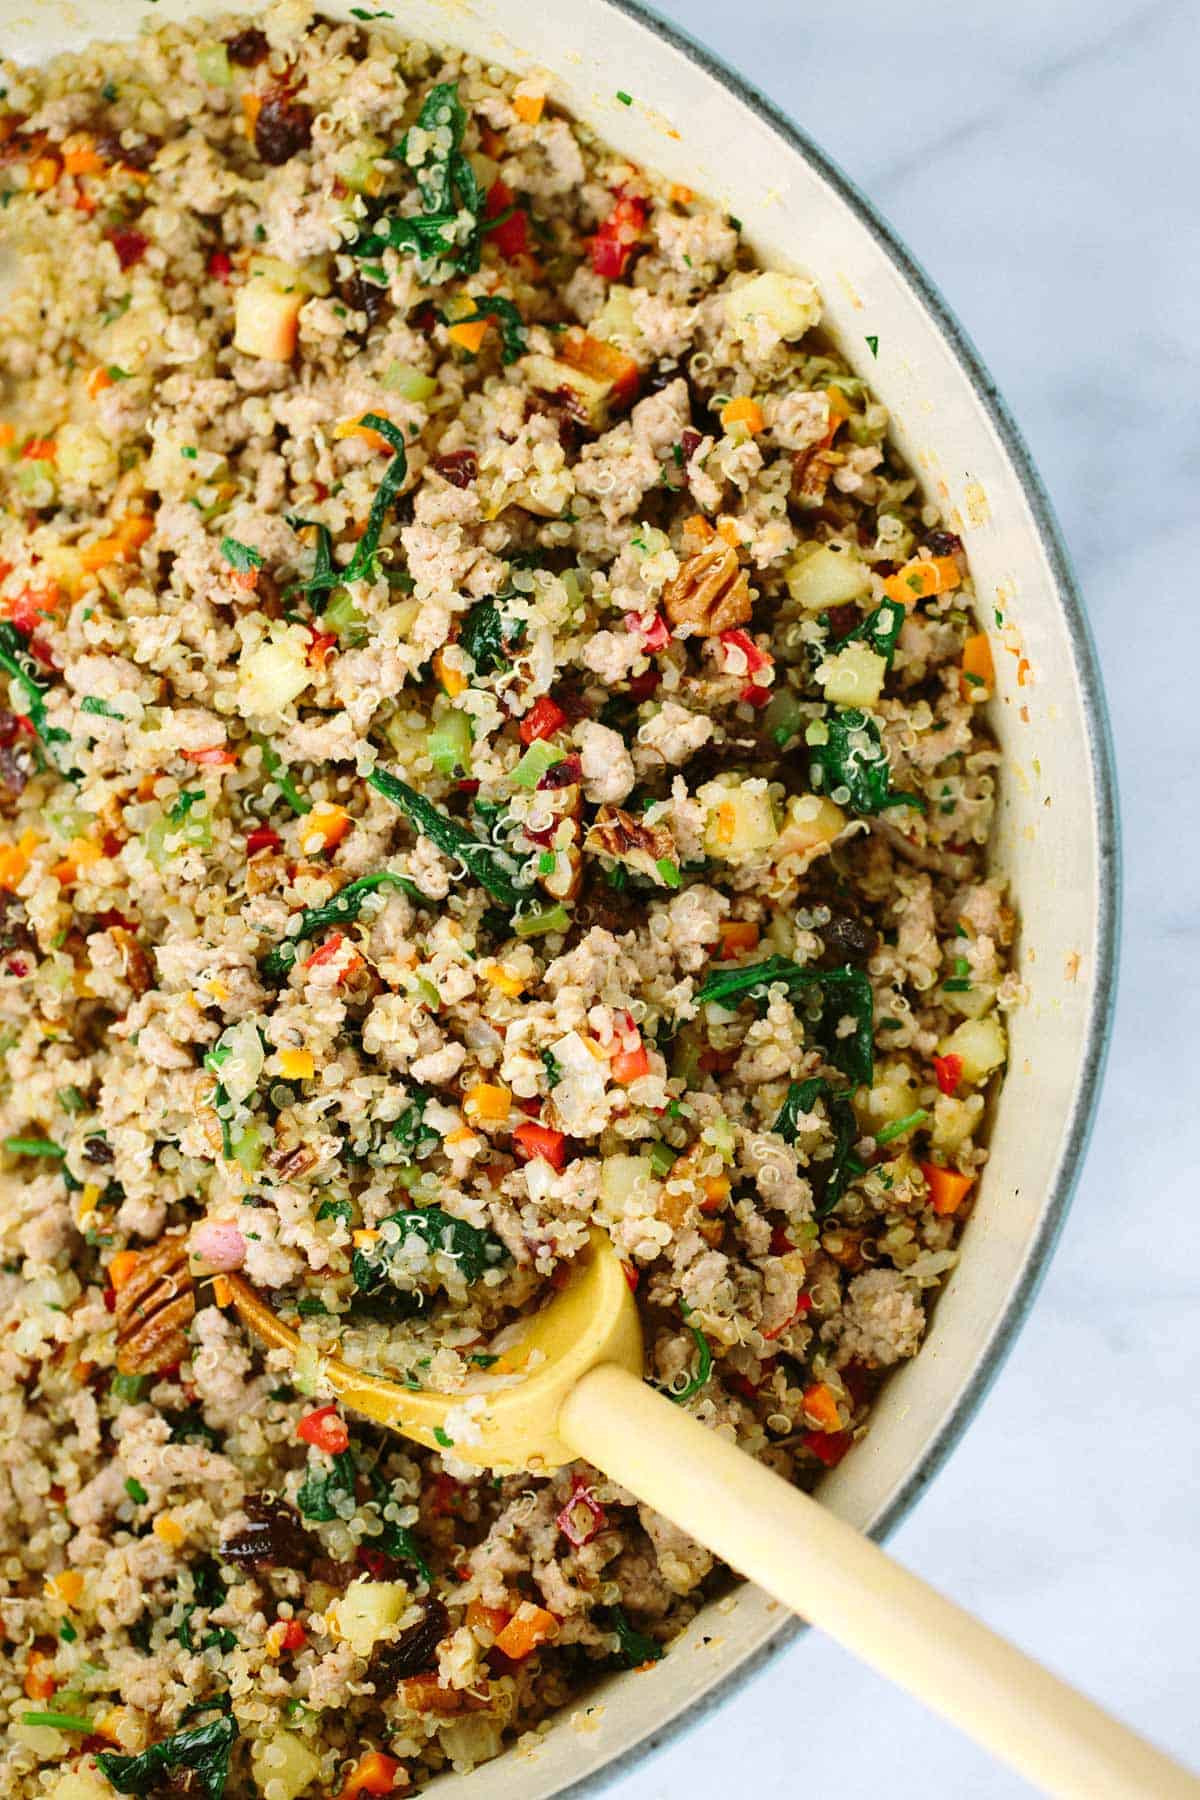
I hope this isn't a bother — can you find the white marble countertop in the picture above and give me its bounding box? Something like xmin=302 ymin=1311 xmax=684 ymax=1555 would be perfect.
xmin=621 ymin=0 xmax=1200 ymax=1793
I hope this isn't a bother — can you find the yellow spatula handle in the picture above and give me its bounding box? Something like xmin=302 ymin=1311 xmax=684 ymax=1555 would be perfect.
xmin=559 ymin=1364 xmax=1197 ymax=1800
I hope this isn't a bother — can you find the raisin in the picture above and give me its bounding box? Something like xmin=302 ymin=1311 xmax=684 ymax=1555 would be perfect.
xmin=83 ymin=1136 xmax=115 ymax=1166
xmin=924 ymin=529 xmax=963 ymax=557
xmin=226 ymin=26 xmax=270 ymax=64
xmin=254 ymin=88 xmax=313 ymax=165
xmin=338 ymin=271 xmax=388 ymax=338
xmin=817 ymin=911 xmax=878 ymax=968
xmin=434 ymin=449 xmax=478 ymax=488
xmin=0 ymin=711 xmax=34 ymax=811
xmin=222 ymin=1495 xmax=315 ymax=1569
xmin=369 ymin=1598 xmax=450 ymax=1688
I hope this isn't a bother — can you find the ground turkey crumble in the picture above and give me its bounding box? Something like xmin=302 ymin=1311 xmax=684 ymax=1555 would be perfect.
xmin=0 ymin=8 xmax=1015 ymax=1796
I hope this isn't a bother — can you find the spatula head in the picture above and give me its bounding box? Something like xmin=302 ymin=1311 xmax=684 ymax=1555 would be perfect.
xmin=227 ymin=1226 xmax=643 ymax=1473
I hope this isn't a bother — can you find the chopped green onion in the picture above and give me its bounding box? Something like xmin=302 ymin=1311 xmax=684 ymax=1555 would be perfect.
xmin=666 ymin=1306 xmax=711 ymax=1404
xmin=3 ymin=1136 xmax=65 ymax=1158
xmin=874 ymin=1109 xmax=930 ymax=1146
xmin=124 ymin=1477 xmax=149 ymax=1504
xmin=22 ymin=1712 xmax=95 ymax=1733
xmin=655 ymin=858 xmax=681 ymax=889
xmin=512 ymin=903 xmax=571 ymax=939
xmin=648 ymin=1140 xmax=677 ymax=1178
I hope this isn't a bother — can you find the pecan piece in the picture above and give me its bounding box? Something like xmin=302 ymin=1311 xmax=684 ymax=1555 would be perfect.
xmin=584 ymin=806 xmax=677 ymax=885
xmin=661 ymin=539 xmax=751 ymax=636
xmin=114 ymin=1234 xmax=194 ymax=1375
xmin=108 ymin=925 xmax=153 ymax=997
xmin=791 ymin=445 xmax=844 ymax=506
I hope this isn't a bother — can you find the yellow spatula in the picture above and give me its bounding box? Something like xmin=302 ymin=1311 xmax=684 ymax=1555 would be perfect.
xmin=227 ymin=1231 xmax=1196 ymax=1799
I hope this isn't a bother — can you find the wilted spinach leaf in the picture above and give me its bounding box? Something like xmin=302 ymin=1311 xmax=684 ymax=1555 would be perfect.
xmin=96 ymin=1695 xmax=237 ymax=1800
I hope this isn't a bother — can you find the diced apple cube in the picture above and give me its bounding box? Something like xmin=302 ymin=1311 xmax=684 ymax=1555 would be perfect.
xmin=724 ymin=270 xmax=821 ymax=343
xmin=238 ymin=624 xmax=313 ymax=719
xmin=331 ymin=1578 xmax=410 ymax=1658
xmin=234 ymin=276 xmax=303 ymax=360
xmin=819 ymin=641 xmax=887 ymax=708
xmin=785 ymin=542 xmax=872 ymax=611
xmin=600 ymin=1153 xmax=661 ymax=1220
xmin=939 ymin=1015 xmax=1007 ymax=1085
xmin=774 ymin=792 xmax=846 ymax=859
xmin=699 ymin=778 xmax=778 ymax=863
xmin=250 ymin=1729 xmax=322 ymax=1800
xmin=521 ymin=353 xmax=614 ymax=432
xmin=46 ymin=1770 xmax=113 ymax=1800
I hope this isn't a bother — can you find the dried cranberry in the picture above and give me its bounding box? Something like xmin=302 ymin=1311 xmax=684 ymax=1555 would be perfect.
xmin=925 ymin=529 xmax=963 ymax=557
xmin=108 ymin=229 xmax=148 ymax=270
xmin=824 ymin=604 xmax=860 ymax=639
xmin=434 ymin=449 xmax=478 ymax=488
xmin=369 ymin=1598 xmax=450 ymax=1688
xmin=226 ymin=26 xmax=270 ymax=64
xmin=222 ymin=1495 xmax=315 ymax=1569
xmin=679 ymin=428 xmax=702 ymax=463
xmin=254 ymin=87 xmax=313 ymax=165
xmin=538 ymin=754 xmax=581 ymax=791
xmin=118 ymin=136 xmax=160 ymax=172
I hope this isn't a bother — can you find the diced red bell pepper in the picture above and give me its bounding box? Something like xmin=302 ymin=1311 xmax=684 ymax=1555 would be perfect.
xmin=621 ymin=1261 xmax=639 ymax=1292
xmin=762 ymin=1293 xmax=812 ymax=1341
xmin=297 ymin=1405 xmax=350 ymax=1454
xmin=740 ymin=684 xmax=772 ymax=708
xmin=588 ymin=193 xmax=647 ymax=281
xmin=3 ymin=585 xmax=59 ymax=635
xmin=207 ymin=249 xmax=233 ymax=282
xmin=245 ymin=825 xmax=282 ymax=856
xmin=355 ymin=1547 xmax=393 ymax=1580
xmin=610 ymin=1042 xmax=650 ymax=1084
xmin=307 ymin=628 xmax=338 ymax=669
xmin=626 ymin=669 xmax=661 ymax=702
xmin=519 ymin=696 xmax=567 ymax=744
xmin=109 ymin=228 xmax=148 ymax=270
xmin=556 ymin=1478 xmax=607 ymax=1548
xmin=624 ymin=611 xmax=670 ymax=653
xmin=719 ymin=627 xmax=771 ymax=675
xmin=182 ymin=745 xmax=237 ymax=766
xmin=303 ymin=932 xmax=365 ymax=981
xmin=484 ymin=178 xmax=529 ymax=260
xmin=802 ymin=1428 xmax=854 ymax=1469
xmin=278 ymin=1617 xmax=307 ymax=1652
xmin=932 ymin=1053 xmax=963 ymax=1096
xmin=512 ymin=1120 xmax=566 ymax=1170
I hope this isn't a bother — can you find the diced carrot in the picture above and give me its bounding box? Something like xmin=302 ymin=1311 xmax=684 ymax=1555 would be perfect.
xmin=717 ymin=919 xmax=759 ymax=958
xmin=883 ymin=554 xmax=961 ymax=607
xmin=512 ymin=91 xmax=545 ymax=125
xmin=62 ymin=134 xmax=105 ymax=176
xmin=21 ymin=438 xmax=57 ymax=462
xmin=610 ymin=1043 xmax=650 ymax=1084
xmin=29 ymin=156 xmax=61 ymax=192
xmin=559 ymin=331 xmax=640 ymax=408
xmin=801 ymin=1381 xmax=843 ymax=1433
xmin=24 ymin=1650 xmax=56 ymax=1702
xmin=0 ymin=829 xmax=40 ymax=892
xmin=278 ymin=1048 xmax=315 ymax=1081
xmin=920 ymin=1161 xmax=975 ymax=1217
xmin=212 ymin=1275 xmax=233 ymax=1308
xmin=46 ymin=1569 xmax=85 ymax=1607
xmin=339 ymin=1750 xmax=404 ymax=1798
xmin=803 ymin=1428 xmax=854 ymax=1468
xmin=960 ymin=630 xmax=996 ymax=700
xmin=241 ymin=91 xmax=262 ymax=138
xmin=720 ymin=396 xmax=764 ymax=434
xmin=465 ymin=1082 xmax=512 ymax=1123
xmin=493 ymin=1602 xmax=559 ymax=1661
xmin=668 ymin=182 xmax=695 ymax=205
xmin=79 ymin=512 xmax=153 ymax=573
xmin=301 ymin=803 xmax=353 ymax=854
xmin=466 ymin=1599 xmax=512 ymax=1637
xmin=700 ymin=1175 xmax=730 ymax=1212
xmin=482 ymin=962 xmax=525 ymax=998
xmin=432 ymin=646 xmax=468 ymax=698
xmin=107 ymin=1248 xmax=141 ymax=1292
xmin=0 ymin=423 xmax=15 ymax=449
xmin=332 ymin=413 xmax=394 ymax=453
xmin=153 ymin=1512 xmax=186 ymax=1548
xmin=446 ymin=318 xmax=491 ymax=354
xmin=86 ymin=365 xmax=114 ymax=399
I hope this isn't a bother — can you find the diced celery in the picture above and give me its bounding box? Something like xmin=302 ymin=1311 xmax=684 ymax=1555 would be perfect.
xmin=429 ymin=709 xmax=473 ymax=778
xmin=230 ymin=1124 xmax=264 ymax=1173
xmin=337 ymin=134 xmax=386 ymax=194
xmin=513 ymin=903 xmax=571 ymax=939
xmin=512 ymin=740 xmax=564 ymax=789
xmin=196 ymin=44 xmax=232 ymax=86
xmin=381 ymin=361 xmax=438 ymax=401
xmin=321 ymin=590 xmax=368 ymax=643
xmin=762 ymin=687 xmax=807 ymax=749
xmin=648 ymin=1140 xmax=677 ymax=1177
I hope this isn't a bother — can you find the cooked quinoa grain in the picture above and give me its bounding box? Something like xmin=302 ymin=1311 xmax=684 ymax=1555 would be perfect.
xmin=0 ymin=8 xmax=1015 ymax=1794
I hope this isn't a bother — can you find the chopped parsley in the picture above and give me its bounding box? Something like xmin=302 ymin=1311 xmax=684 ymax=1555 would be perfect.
xmin=616 ymin=90 xmax=633 ymax=105
xmin=124 ymin=1477 xmax=149 ymax=1505
xmin=866 ymin=334 xmax=879 ymax=357
xmin=218 ymin=536 xmax=263 ymax=574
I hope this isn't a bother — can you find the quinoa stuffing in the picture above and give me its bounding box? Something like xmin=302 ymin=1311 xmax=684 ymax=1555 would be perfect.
xmin=0 ymin=8 xmax=1018 ymax=1796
